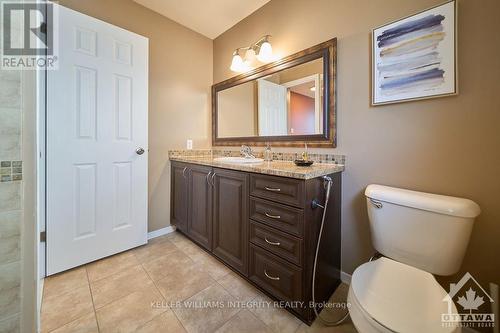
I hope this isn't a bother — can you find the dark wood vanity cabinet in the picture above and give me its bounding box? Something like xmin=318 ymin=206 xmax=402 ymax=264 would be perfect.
xmin=171 ymin=162 xmax=249 ymax=271
xmin=212 ymin=168 xmax=249 ymax=275
xmin=187 ymin=164 xmax=213 ymax=250
xmin=171 ymin=162 xmax=188 ymax=233
xmin=171 ymin=161 xmax=342 ymax=325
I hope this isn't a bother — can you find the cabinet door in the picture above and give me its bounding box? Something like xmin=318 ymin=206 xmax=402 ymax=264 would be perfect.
xmin=212 ymin=168 xmax=249 ymax=275
xmin=171 ymin=162 xmax=188 ymax=233
xmin=187 ymin=164 xmax=213 ymax=250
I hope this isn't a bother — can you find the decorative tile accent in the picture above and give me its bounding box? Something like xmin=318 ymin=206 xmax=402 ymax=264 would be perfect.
xmin=0 ymin=161 xmax=22 ymax=182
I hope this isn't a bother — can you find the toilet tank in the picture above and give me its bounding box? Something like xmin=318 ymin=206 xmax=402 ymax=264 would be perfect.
xmin=365 ymin=184 xmax=481 ymax=276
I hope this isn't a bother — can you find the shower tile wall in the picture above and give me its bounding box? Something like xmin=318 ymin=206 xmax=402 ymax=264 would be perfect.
xmin=0 ymin=66 xmax=22 ymax=330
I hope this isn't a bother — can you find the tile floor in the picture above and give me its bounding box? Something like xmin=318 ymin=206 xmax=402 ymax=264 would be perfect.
xmin=41 ymin=231 xmax=357 ymax=333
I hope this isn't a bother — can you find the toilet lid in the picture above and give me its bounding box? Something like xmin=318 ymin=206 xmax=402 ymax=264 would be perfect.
xmin=351 ymin=257 xmax=457 ymax=333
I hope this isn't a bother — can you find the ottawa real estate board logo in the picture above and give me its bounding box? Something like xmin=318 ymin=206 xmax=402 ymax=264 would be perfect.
xmin=442 ymin=272 xmax=495 ymax=329
xmin=1 ymin=1 xmax=58 ymax=69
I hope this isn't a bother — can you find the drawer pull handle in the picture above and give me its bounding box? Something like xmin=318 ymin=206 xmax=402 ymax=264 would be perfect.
xmin=264 ymin=270 xmax=280 ymax=281
xmin=265 ymin=212 xmax=281 ymax=219
xmin=264 ymin=186 xmax=281 ymax=192
xmin=264 ymin=237 xmax=280 ymax=246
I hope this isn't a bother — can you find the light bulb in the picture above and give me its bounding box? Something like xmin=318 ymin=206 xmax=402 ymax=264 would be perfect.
xmin=257 ymin=41 xmax=273 ymax=63
xmin=230 ymin=53 xmax=244 ymax=72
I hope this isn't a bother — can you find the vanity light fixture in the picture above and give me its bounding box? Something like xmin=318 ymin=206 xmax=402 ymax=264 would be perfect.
xmin=230 ymin=35 xmax=273 ymax=72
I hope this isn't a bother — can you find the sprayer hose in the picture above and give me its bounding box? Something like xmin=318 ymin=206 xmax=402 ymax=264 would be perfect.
xmin=311 ymin=176 xmax=350 ymax=326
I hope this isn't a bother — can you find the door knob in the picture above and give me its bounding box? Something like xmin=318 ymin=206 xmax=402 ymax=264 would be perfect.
xmin=136 ymin=147 xmax=145 ymax=155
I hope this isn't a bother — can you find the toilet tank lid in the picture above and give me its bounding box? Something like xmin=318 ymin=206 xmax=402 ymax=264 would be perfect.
xmin=365 ymin=184 xmax=481 ymax=218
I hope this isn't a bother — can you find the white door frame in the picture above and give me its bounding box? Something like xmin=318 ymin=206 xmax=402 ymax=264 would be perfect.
xmin=35 ymin=60 xmax=46 ymax=332
xmin=281 ymin=74 xmax=322 ymax=133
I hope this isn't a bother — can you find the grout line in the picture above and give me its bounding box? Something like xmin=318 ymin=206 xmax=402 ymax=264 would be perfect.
xmin=41 ymin=271 xmax=95 ymax=332
xmin=140 ymin=255 xmax=190 ymax=333
xmin=85 ymin=264 xmax=147 ymax=311
xmin=211 ymin=308 xmax=243 ymax=332
xmin=85 ymin=267 xmax=101 ymax=333
xmin=142 ymin=233 xmax=276 ymax=332
xmin=85 ymin=251 xmax=140 ymax=284
xmin=170 ymin=308 xmax=189 ymax=333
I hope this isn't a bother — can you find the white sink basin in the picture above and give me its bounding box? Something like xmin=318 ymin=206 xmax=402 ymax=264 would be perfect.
xmin=214 ymin=157 xmax=264 ymax=164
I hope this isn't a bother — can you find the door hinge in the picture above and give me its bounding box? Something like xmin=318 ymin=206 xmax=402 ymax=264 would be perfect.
xmin=40 ymin=231 xmax=46 ymax=242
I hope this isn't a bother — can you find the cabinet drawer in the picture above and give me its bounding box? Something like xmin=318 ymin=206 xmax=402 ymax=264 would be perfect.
xmin=250 ymin=174 xmax=304 ymax=208
xmin=249 ymin=244 xmax=302 ymax=302
xmin=250 ymin=221 xmax=302 ymax=266
xmin=250 ymin=197 xmax=304 ymax=237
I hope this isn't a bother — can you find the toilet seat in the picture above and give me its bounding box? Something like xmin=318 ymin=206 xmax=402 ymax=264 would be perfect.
xmin=348 ymin=257 xmax=459 ymax=333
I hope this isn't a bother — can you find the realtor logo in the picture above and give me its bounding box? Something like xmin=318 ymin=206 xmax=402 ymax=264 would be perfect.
xmin=442 ymin=272 xmax=495 ymax=329
xmin=1 ymin=1 xmax=58 ymax=69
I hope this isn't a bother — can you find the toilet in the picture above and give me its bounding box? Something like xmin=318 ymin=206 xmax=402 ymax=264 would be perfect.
xmin=348 ymin=184 xmax=481 ymax=333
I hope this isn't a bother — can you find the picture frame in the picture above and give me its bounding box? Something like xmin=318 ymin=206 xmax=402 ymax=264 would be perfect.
xmin=371 ymin=0 xmax=457 ymax=106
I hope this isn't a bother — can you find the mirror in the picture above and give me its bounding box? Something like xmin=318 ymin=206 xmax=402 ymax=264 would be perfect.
xmin=218 ymin=58 xmax=323 ymax=138
xmin=212 ymin=38 xmax=336 ymax=147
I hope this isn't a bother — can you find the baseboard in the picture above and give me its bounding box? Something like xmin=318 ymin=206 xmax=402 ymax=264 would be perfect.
xmin=147 ymin=225 xmax=176 ymax=240
xmin=341 ymin=271 xmax=352 ymax=285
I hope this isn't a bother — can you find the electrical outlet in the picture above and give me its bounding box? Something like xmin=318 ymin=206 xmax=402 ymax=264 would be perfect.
xmin=186 ymin=139 xmax=193 ymax=150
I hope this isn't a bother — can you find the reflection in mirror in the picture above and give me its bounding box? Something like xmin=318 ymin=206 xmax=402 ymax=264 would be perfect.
xmin=217 ymin=58 xmax=323 ymax=139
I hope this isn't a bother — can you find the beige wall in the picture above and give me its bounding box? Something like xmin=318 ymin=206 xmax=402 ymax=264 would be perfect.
xmin=213 ymin=0 xmax=500 ymax=286
xmin=58 ymin=0 xmax=213 ymax=232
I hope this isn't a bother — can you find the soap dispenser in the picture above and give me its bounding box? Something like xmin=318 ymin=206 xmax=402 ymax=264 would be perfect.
xmin=302 ymin=143 xmax=309 ymax=161
xmin=264 ymin=142 xmax=272 ymax=162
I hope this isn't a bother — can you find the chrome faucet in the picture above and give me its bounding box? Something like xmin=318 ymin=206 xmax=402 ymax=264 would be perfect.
xmin=240 ymin=145 xmax=255 ymax=159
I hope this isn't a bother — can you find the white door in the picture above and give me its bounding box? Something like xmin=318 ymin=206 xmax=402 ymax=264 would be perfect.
xmin=257 ymin=79 xmax=287 ymax=136
xmin=47 ymin=5 xmax=149 ymax=275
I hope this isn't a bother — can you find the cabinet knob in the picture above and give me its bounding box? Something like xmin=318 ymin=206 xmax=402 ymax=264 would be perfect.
xmin=136 ymin=147 xmax=145 ymax=155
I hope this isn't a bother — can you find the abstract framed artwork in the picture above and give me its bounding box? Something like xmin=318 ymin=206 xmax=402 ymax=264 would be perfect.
xmin=372 ymin=0 xmax=457 ymax=105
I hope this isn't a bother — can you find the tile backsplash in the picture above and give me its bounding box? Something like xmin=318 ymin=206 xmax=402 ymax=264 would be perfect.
xmin=168 ymin=149 xmax=346 ymax=165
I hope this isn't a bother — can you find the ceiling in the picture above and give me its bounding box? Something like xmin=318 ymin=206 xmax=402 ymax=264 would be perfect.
xmin=133 ymin=0 xmax=271 ymax=39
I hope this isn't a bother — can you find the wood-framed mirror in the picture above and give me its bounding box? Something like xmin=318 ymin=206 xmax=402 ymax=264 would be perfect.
xmin=212 ymin=38 xmax=337 ymax=148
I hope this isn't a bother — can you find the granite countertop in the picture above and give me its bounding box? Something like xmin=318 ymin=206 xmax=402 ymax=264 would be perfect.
xmin=169 ymin=155 xmax=344 ymax=180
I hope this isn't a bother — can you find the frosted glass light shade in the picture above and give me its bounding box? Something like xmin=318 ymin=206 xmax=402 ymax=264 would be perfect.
xmin=257 ymin=41 xmax=273 ymax=62
xmin=230 ymin=54 xmax=244 ymax=72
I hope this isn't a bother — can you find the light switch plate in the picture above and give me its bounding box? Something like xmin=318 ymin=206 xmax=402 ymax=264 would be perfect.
xmin=186 ymin=139 xmax=193 ymax=150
